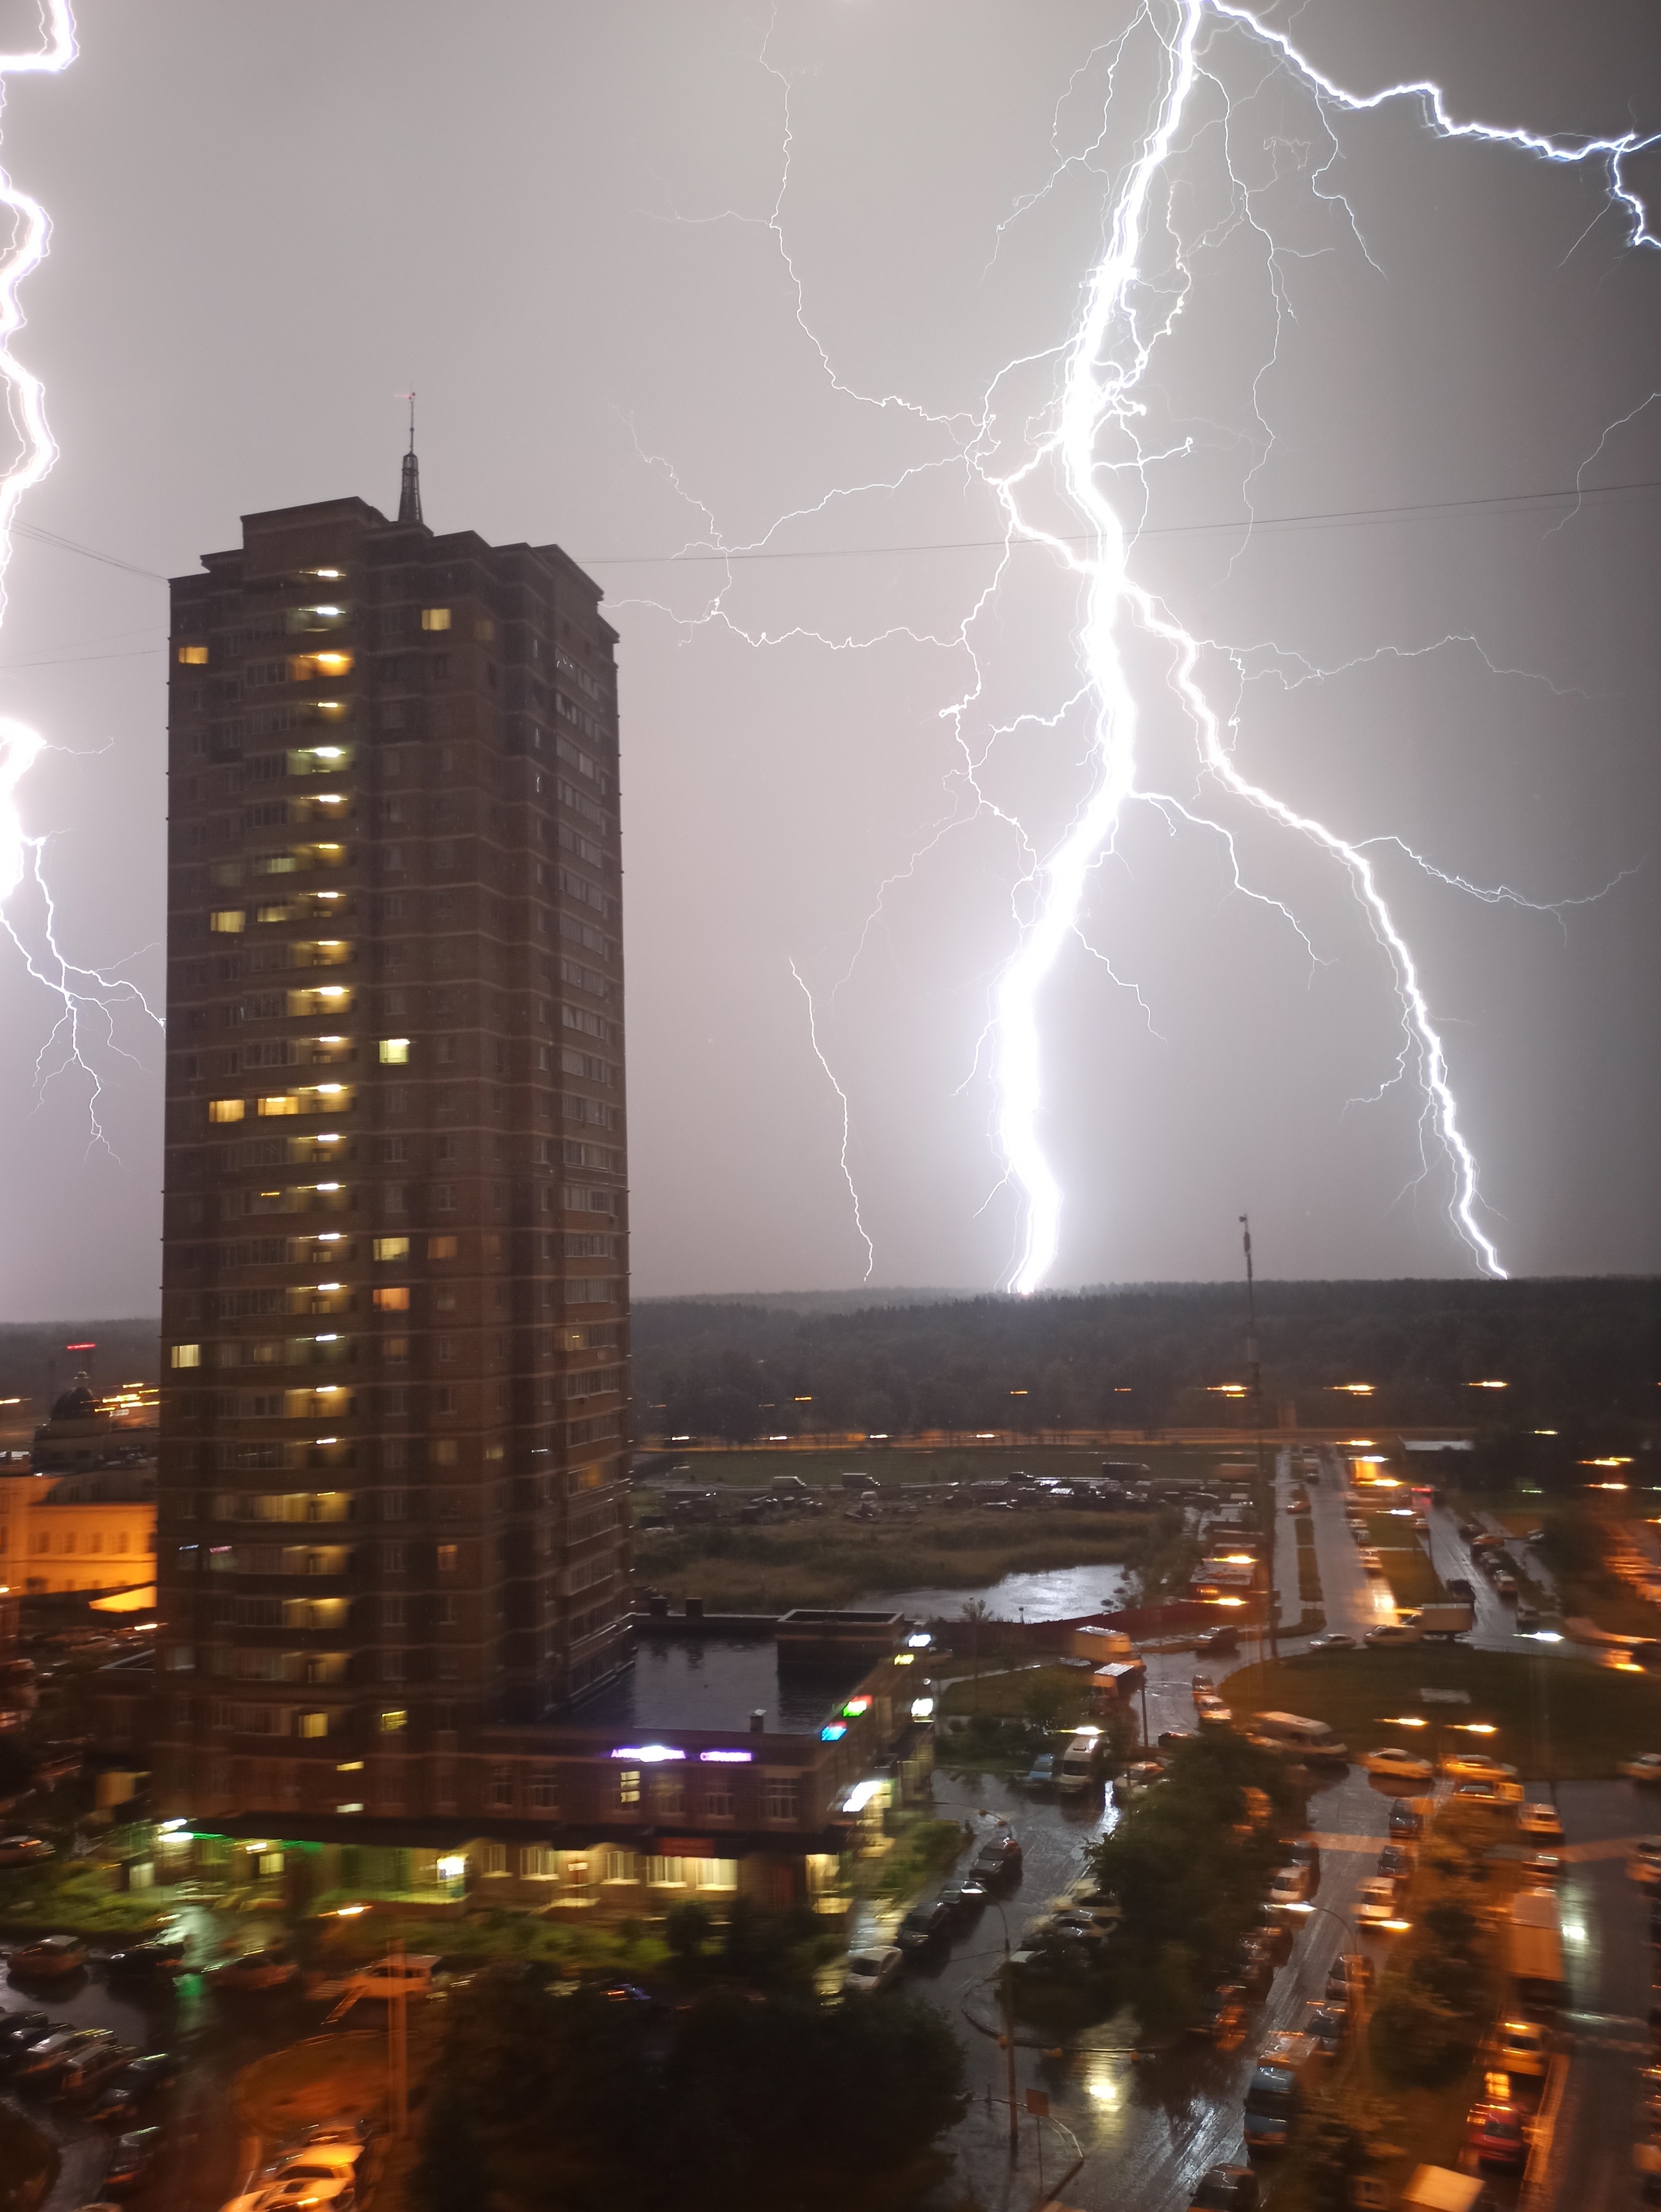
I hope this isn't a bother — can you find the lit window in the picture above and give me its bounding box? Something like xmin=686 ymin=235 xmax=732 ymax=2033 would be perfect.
xmin=258 ymin=1095 xmax=299 ymax=1118
xmin=421 ymin=607 xmax=451 ymax=632
xmin=374 ymin=1287 xmax=410 ymax=1312
xmin=177 ymin=643 xmax=208 ymax=665
xmin=170 ymin=1344 xmax=201 ymax=1370
xmin=379 ymin=1708 xmax=408 ymax=1734
xmin=290 ymin=651 xmax=354 ymax=680
xmin=208 ymin=1100 xmax=245 ymax=1124
xmin=618 ymin=1767 xmax=641 ymax=1807
xmin=427 ymin=1236 xmax=457 ymax=1259
xmin=437 ymin=1543 xmax=458 ymax=1573
xmin=379 ymin=1039 xmax=410 ymax=1065
xmin=210 ymin=909 xmax=245 ymax=934
xmin=297 ymin=1712 xmax=329 ymax=1738
xmin=474 ymin=618 xmax=496 ymax=643
xmin=374 ymin=1237 xmax=410 ymax=1261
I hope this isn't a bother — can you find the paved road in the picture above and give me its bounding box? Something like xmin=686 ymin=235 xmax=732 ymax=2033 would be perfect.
xmin=0 ymin=1919 xmax=363 ymax=2212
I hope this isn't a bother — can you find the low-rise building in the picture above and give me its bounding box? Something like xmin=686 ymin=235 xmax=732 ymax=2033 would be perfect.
xmin=0 ymin=1468 xmax=157 ymax=1596
xmin=135 ymin=1614 xmax=938 ymax=1920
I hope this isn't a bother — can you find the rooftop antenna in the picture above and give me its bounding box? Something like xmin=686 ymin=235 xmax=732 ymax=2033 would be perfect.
xmin=396 ymin=389 xmax=422 ymax=525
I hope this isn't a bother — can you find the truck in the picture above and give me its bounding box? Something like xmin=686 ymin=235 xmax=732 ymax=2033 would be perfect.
xmin=1414 ymin=1601 xmax=1474 ymax=1640
xmin=1507 ymin=1887 xmax=1564 ymax=1997
xmin=1242 ymin=2030 xmax=1323 ymax=2152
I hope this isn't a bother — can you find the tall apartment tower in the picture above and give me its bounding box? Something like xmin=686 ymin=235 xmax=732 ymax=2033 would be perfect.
xmin=153 ymin=461 xmax=632 ymax=1829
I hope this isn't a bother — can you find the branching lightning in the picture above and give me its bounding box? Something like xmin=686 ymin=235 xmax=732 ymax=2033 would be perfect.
xmin=789 ymin=958 xmax=874 ymax=1283
xmin=0 ymin=5 xmax=162 ymax=1153
xmin=626 ymin=3 xmax=1655 ymax=1290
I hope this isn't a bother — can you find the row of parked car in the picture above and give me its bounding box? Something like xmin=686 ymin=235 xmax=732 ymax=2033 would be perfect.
xmin=839 ymin=1828 xmax=1024 ymax=1996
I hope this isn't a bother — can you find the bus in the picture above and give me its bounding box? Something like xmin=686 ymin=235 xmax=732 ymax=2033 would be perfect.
xmin=1244 ymin=1712 xmax=1349 ymax=1763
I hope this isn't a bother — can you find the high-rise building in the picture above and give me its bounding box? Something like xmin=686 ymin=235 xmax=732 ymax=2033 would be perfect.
xmin=152 ymin=454 xmax=632 ymax=1829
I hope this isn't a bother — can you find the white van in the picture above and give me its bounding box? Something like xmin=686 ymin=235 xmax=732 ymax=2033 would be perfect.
xmin=1057 ymin=1730 xmax=1101 ymax=1794
xmin=344 ymin=1953 xmax=440 ymax=2003
xmin=1244 ymin=1712 xmax=1348 ymax=1763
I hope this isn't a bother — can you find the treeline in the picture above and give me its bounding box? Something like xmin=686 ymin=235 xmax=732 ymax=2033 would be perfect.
xmin=633 ymin=1278 xmax=1660 ymax=1447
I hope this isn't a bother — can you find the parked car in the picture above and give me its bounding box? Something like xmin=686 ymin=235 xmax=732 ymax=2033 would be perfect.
xmin=105 ymin=1937 xmax=188 ymax=1982
xmin=1195 ymin=1625 xmax=1239 ymax=1654
xmin=1306 ymin=1633 xmax=1356 ymax=1653
xmin=1281 ymin=1836 xmax=1321 ymax=1888
xmin=221 ymin=2179 xmax=357 ymax=2212
xmin=839 ymin=1947 xmax=903 ymax=1997
xmin=1189 ymin=1986 xmax=1247 ymax=2043
xmin=1484 ymin=2018 xmax=1548 ymax=2080
xmin=895 ymin=1901 xmax=955 ymax=1955
xmin=1114 ymin=1760 xmax=1165 ymax=1803
xmin=8 ymin=1934 xmax=89 ymax=1980
xmin=342 ymin=1955 xmax=440 ymax=2005
xmin=1521 ymin=1851 xmax=1563 ymax=1885
xmin=1622 ymin=1754 xmax=1661 ymax=1785
xmin=1157 ymin=1728 xmax=1196 ymax=1751
xmin=1023 ymin=1753 xmax=1056 ymax=1790
xmin=1465 ymin=2099 xmax=1526 ymax=2171
xmin=1324 ymin=1953 xmax=1373 ymax=2004
xmin=1388 ymin=1801 xmax=1426 ymax=1839
xmin=1363 ymin=1746 xmax=1435 ymax=1783
xmin=1364 ymin=1623 xmax=1421 ymax=1647
xmin=260 ymin=2146 xmax=367 ymax=2183
xmin=89 ymin=2052 xmax=182 ymax=2125
xmin=1267 ymin=1866 xmax=1310 ymax=1909
xmin=58 ymin=2040 xmax=139 ymax=2101
xmin=1195 ymin=1698 xmax=1233 ymax=1729
xmin=1446 ymin=1577 xmax=1476 ymax=1601
xmin=936 ymin=1872 xmax=988 ymax=1920
xmin=0 ymin=1835 xmax=54 ymax=1867
xmin=1517 ymin=1802 xmax=1564 ymax=1843
xmin=0 ymin=2013 xmax=55 ymax=2069
xmin=972 ymin=1830 xmax=1022 ymax=1884
xmin=15 ymin=2026 xmax=114 ymax=2088
xmin=1442 ymin=1752 xmax=1517 ymax=1785
xmin=1354 ymin=1878 xmax=1401 ymax=1927
xmin=1629 ymin=1838 xmax=1661 ymax=1887
xmin=1303 ymin=2004 xmax=1346 ymax=2058
xmin=102 ymin=2126 xmax=165 ymax=2196
xmin=1358 ymin=1549 xmax=1383 ymax=1572
xmin=211 ymin=1948 xmax=299 ymax=1991
xmin=1514 ymin=1605 xmax=1541 ymax=1631
xmin=1377 ymin=1844 xmax=1415 ymax=1880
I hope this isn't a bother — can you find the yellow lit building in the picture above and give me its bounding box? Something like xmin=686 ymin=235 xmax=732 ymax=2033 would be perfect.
xmin=0 ymin=1471 xmax=157 ymax=1595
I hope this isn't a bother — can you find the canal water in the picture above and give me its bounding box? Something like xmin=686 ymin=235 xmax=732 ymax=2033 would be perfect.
xmin=852 ymin=1560 xmax=1134 ymax=1623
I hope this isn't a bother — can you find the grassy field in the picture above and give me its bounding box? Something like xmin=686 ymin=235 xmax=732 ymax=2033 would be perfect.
xmin=644 ymin=1443 xmax=1243 ymax=1492
xmin=938 ymin=1662 xmax=1091 ymax=1724
xmin=636 ymin=1507 xmax=1147 ymax=1611
xmin=1219 ymin=1644 xmax=1659 ymax=1779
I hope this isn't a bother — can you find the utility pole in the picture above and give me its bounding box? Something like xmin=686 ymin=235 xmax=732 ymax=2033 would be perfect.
xmin=1240 ymin=1215 xmax=1277 ymax=1660
xmin=388 ymin=1935 xmax=408 ymax=2138
xmin=999 ymin=1918 xmax=1019 ymax=2153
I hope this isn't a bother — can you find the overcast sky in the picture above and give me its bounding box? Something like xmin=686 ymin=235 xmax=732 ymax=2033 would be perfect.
xmin=0 ymin=0 xmax=1657 ymax=1317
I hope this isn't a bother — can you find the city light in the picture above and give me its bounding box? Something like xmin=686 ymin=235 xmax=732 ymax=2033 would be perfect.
xmin=609 ymin=1744 xmax=686 ymax=1764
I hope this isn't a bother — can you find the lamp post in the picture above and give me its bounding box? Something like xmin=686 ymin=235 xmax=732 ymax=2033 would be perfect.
xmin=968 ymin=1813 xmax=1026 ymax=2154
xmin=1239 ymin=1215 xmax=1277 ymax=1660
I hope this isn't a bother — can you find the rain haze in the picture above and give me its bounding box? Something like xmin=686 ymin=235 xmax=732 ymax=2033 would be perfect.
xmin=1 ymin=0 xmax=1658 ymax=1316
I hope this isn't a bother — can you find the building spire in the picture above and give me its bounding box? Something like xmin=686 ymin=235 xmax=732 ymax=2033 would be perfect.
xmin=397 ymin=389 xmax=422 ymax=525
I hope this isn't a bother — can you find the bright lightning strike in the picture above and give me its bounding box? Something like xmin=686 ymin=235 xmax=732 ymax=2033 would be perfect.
xmin=0 ymin=6 xmax=161 ymax=1150
xmin=983 ymin=1 xmax=1655 ymax=1290
xmin=626 ymin=5 xmax=1652 ymax=1293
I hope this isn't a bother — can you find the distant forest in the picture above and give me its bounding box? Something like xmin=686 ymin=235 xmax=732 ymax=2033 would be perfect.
xmin=633 ymin=1280 xmax=1661 ymax=1461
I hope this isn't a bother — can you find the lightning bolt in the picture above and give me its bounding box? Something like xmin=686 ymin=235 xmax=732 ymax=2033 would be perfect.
xmin=983 ymin=2 xmax=1655 ymax=1290
xmin=0 ymin=6 xmax=161 ymax=1151
xmin=789 ymin=958 xmax=874 ymax=1283
xmin=624 ymin=3 xmax=1651 ymax=1292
